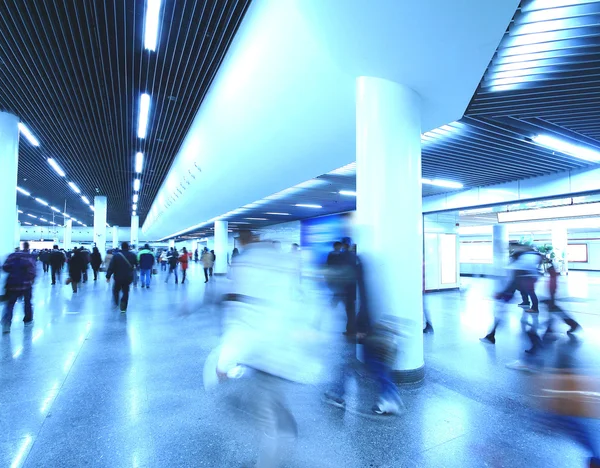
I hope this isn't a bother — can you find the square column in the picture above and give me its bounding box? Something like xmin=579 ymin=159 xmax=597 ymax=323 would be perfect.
xmin=0 ymin=112 xmax=19 ymax=259
xmin=356 ymin=77 xmax=423 ymax=383
xmin=130 ymin=216 xmax=139 ymax=249
xmin=112 ymin=226 xmax=119 ymax=249
xmin=93 ymin=196 xmax=107 ymax=253
xmin=64 ymin=219 xmax=73 ymax=251
xmin=214 ymin=221 xmax=228 ymax=274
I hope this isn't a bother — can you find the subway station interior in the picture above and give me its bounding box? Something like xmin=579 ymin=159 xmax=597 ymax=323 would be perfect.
xmin=2 ymin=1 xmax=600 ymax=467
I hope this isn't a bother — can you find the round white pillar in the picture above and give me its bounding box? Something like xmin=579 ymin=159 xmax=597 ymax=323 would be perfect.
xmin=0 ymin=112 xmax=20 ymax=260
xmin=168 ymin=239 xmax=175 ymax=248
xmin=214 ymin=221 xmax=229 ymax=274
xmin=64 ymin=219 xmax=73 ymax=250
xmin=552 ymin=223 xmax=569 ymax=275
xmin=492 ymin=224 xmax=509 ymax=275
xmin=130 ymin=215 xmax=139 ymax=249
xmin=112 ymin=226 xmax=119 ymax=249
xmin=93 ymin=196 xmax=107 ymax=253
xmin=356 ymin=77 xmax=423 ymax=382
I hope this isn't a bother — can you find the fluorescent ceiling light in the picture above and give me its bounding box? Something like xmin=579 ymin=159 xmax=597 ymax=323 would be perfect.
xmin=90 ymin=206 xmax=95 ymax=211
xmin=63 ymin=212 xmax=70 ymax=218
xmin=339 ymin=190 xmax=356 ymax=196
xmin=532 ymin=134 xmax=600 ymax=162
xmin=295 ymin=204 xmax=322 ymax=209
xmin=40 ymin=217 xmax=48 ymax=222
xmin=18 ymin=123 xmax=40 ymax=146
xmin=50 ymin=206 xmax=60 ymax=212
xmin=27 ymin=214 xmax=37 ymax=218
xmin=135 ymin=152 xmax=144 ymax=173
xmin=265 ymin=212 xmax=290 ymax=216
xmin=35 ymin=197 xmax=48 ymax=206
xmin=144 ymin=0 xmax=162 ymax=51
xmin=245 ymin=217 xmax=267 ymax=221
xmin=71 ymin=217 xmax=78 ymax=222
xmin=24 ymin=222 xmax=32 ymax=225
xmin=68 ymin=182 xmax=81 ymax=194
xmin=18 ymin=209 xmax=23 ymax=213
xmin=47 ymin=158 xmax=66 ymax=177
xmin=17 ymin=186 xmax=31 ymax=196
xmin=421 ymin=178 xmax=463 ymax=189
xmin=137 ymin=94 xmax=150 ymax=139
xmin=82 ymin=196 xmax=90 ymax=204
xmin=50 ymin=222 xmax=56 ymax=225
xmin=229 ymin=221 xmax=250 ymax=225
xmin=498 ymin=202 xmax=600 ymax=223
xmin=133 ymin=194 xmax=139 ymax=203
xmin=83 ymin=224 xmax=87 ymax=227
xmin=132 ymin=211 xmax=137 ymax=216
xmin=134 ymin=179 xmax=141 ymax=191
xmin=133 ymin=204 xmax=138 ymax=210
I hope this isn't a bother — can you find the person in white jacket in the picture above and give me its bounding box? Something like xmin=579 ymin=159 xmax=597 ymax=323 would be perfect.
xmin=216 ymin=230 xmax=320 ymax=468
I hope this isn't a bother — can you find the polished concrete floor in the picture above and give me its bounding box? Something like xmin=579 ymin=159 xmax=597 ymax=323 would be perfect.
xmin=2 ymin=263 xmax=599 ymax=467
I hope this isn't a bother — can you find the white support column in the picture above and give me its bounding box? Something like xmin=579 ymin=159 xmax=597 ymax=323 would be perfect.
xmin=112 ymin=226 xmax=119 ymax=249
xmin=15 ymin=206 xmax=22 ymax=249
xmin=130 ymin=216 xmax=139 ymax=249
xmin=0 ymin=112 xmax=19 ymax=259
xmin=168 ymin=239 xmax=175 ymax=248
xmin=93 ymin=196 xmax=107 ymax=253
xmin=214 ymin=221 xmax=229 ymax=274
xmin=356 ymin=77 xmax=423 ymax=382
xmin=64 ymin=219 xmax=73 ymax=250
xmin=552 ymin=222 xmax=569 ymax=275
xmin=492 ymin=224 xmax=509 ymax=276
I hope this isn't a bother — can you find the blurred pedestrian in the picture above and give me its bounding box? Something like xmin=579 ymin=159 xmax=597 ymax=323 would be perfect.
xmin=137 ymin=244 xmax=155 ymax=289
xmin=1 ymin=242 xmax=36 ymax=334
xmin=543 ymin=262 xmax=580 ymax=340
xmin=39 ymin=249 xmax=50 ymax=273
xmin=326 ymin=241 xmax=357 ymax=336
xmin=90 ymin=246 xmax=103 ymax=281
xmin=68 ymin=247 xmax=86 ymax=293
xmin=217 ymin=230 xmax=317 ymax=467
xmin=179 ymin=247 xmax=189 ymax=284
xmin=166 ymin=248 xmax=179 ymax=284
xmin=50 ymin=244 xmax=65 ymax=285
xmin=106 ymin=242 xmax=137 ymax=312
xmin=202 ymin=247 xmax=214 ymax=283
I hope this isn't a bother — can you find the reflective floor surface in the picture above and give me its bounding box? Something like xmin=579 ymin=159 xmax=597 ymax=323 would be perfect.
xmin=2 ymin=264 xmax=599 ymax=467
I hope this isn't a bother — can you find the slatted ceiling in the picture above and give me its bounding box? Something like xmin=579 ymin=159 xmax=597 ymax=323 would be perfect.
xmin=0 ymin=0 xmax=251 ymax=228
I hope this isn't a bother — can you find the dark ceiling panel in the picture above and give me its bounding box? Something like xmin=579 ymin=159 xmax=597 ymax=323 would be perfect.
xmin=0 ymin=0 xmax=251 ymax=227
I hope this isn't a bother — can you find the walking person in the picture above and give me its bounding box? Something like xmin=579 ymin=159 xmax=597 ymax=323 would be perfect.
xmin=1 ymin=242 xmax=37 ymax=334
xmin=106 ymin=242 xmax=137 ymax=312
xmin=39 ymin=249 xmax=50 ymax=273
xmin=179 ymin=247 xmax=189 ymax=284
xmin=166 ymin=248 xmax=179 ymax=284
xmin=68 ymin=247 xmax=86 ymax=293
xmin=201 ymin=247 xmax=214 ymax=283
xmin=137 ymin=244 xmax=155 ymax=289
xmin=80 ymin=247 xmax=90 ymax=283
xmin=90 ymin=247 xmax=103 ymax=281
xmin=326 ymin=241 xmax=357 ymax=336
xmin=50 ymin=245 xmax=65 ymax=285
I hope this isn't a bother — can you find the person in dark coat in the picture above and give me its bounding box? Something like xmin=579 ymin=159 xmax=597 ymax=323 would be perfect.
xmin=39 ymin=249 xmax=50 ymax=273
xmin=68 ymin=247 xmax=86 ymax=293
xmin=50 ymin=245 xmax=65 ymax=285
xmin=2 ymin=242 xmax=37 ymax=334
xmin=90 ymin=247 xmax=103 ymax=281
xmin=106 ymin=242 xmax=138 ymax=312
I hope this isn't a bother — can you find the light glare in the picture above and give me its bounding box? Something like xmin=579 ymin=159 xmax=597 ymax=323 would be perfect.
xmin=35 ymin=198 xmax=48 ymax=206
xmin=134 ymin=179 xmax=141 ymax=191
xmin=17 ymin=186 xmax=31 ymax=196
xmin=135 ymin=152 xmax=144 ymax=173
xmin=68 ymin=182 xmax=81 ymax=194
xmin=144 ymin=0 xmax=162 ymax=52
xmin=47 ymin=158 xmax=66 ymax=177
xmin=532 ymin=134 xmax=600 ymax=162
xmin=421 ymin=178 xmax=464 ymax=189
xmin=137 ymin=94 xmax=151 ymax=139
xmin=133 ymin=194 xmax=139 ymax=203
xmin=18 ymin=123 xmax=40 ymax=146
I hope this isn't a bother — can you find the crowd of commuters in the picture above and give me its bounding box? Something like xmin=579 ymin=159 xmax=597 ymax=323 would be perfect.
xmin=2 ymin=234 xmax=597 ymax=467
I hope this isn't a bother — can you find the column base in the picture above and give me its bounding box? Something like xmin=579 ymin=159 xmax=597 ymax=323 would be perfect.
xmin=392 ymin=365 xmax=425 ymax=384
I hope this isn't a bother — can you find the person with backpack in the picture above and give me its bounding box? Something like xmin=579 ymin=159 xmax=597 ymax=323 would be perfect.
xmin=49 ymin=244 xmax=66 ymax=285
xmin=106 ymin=242 xmax=138 ymax=312
xmin=166 ymin=248 xmax=179 ymax=284
xmin=2 ymin=242 xmax=37 ymax=334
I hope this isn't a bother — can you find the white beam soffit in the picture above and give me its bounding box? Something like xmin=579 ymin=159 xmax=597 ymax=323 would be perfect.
xmin=0 ymin=0 xmax=251 ymax=227
xmin=142 ymin=0 xmax=519 ymax=240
